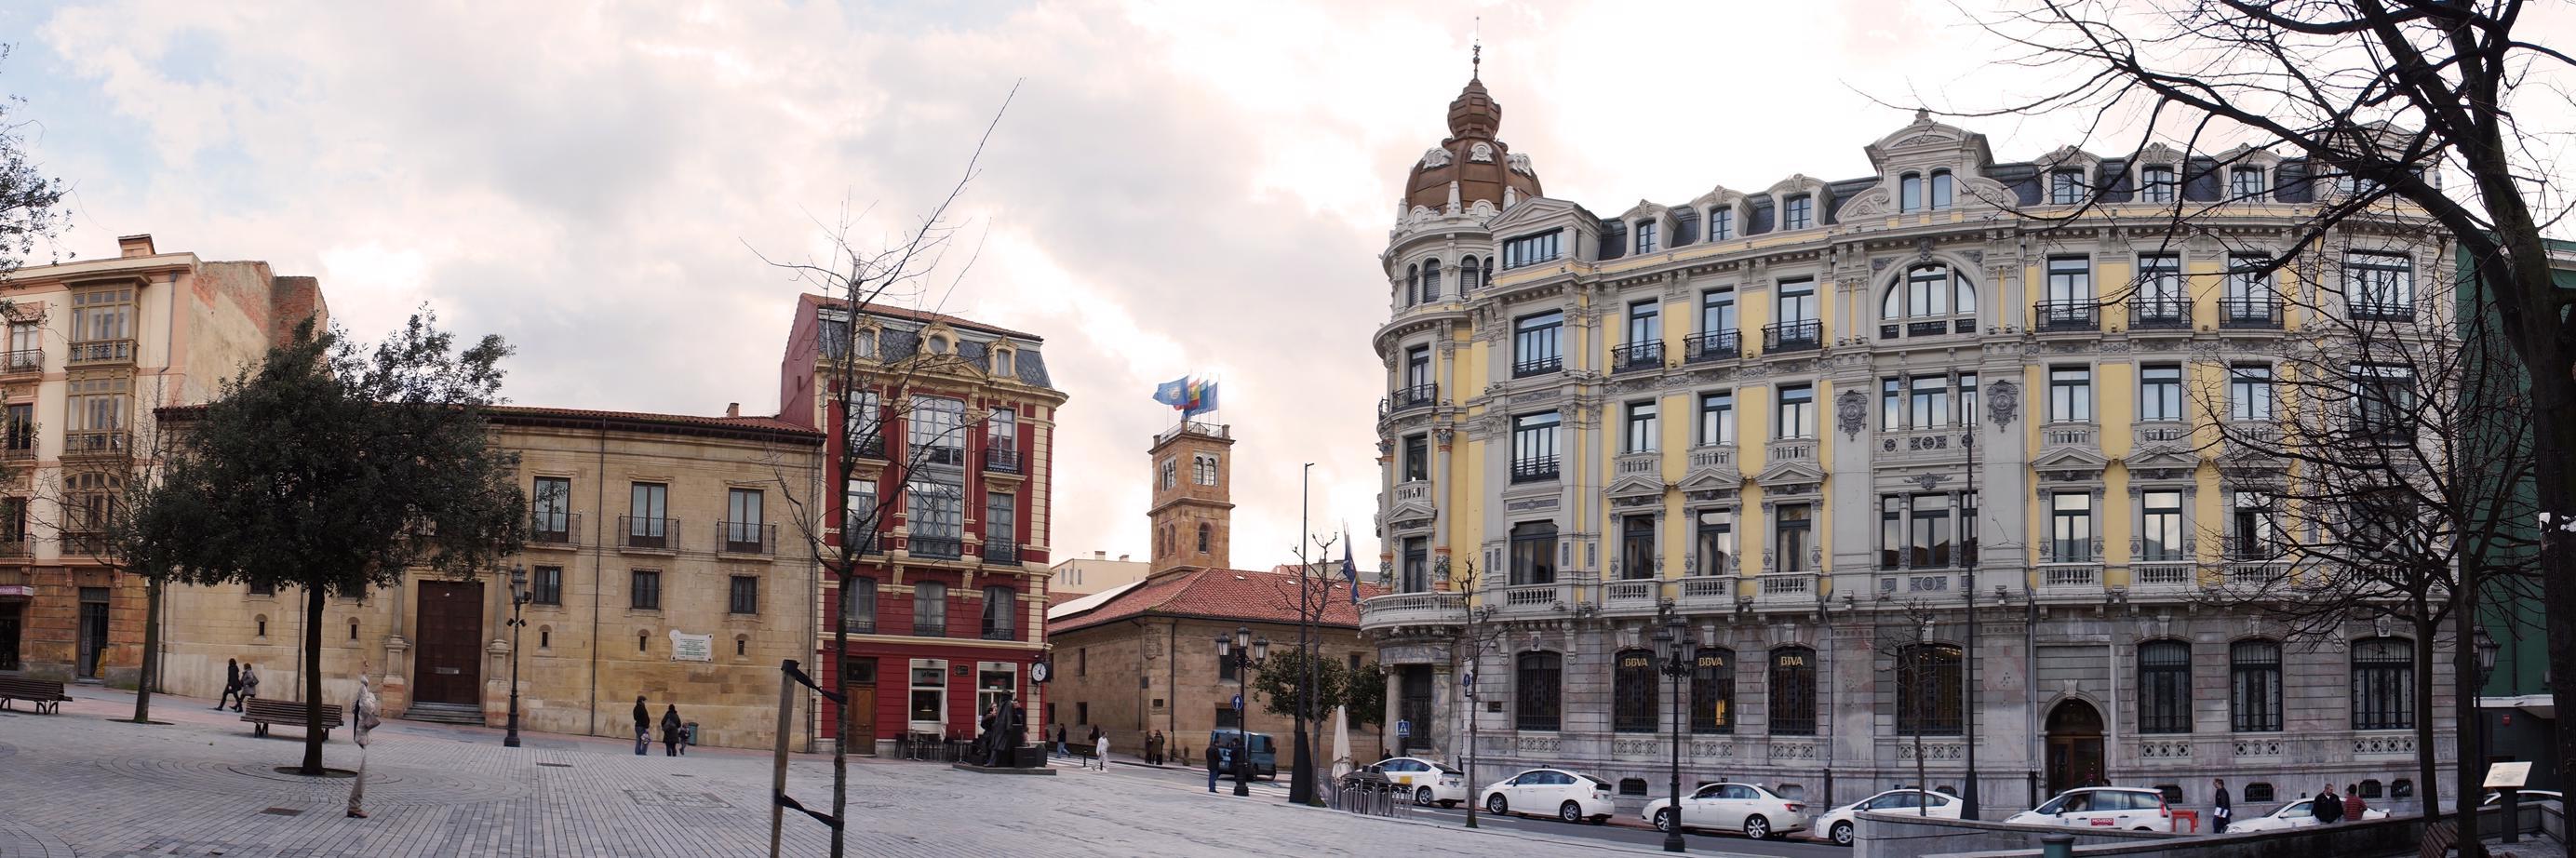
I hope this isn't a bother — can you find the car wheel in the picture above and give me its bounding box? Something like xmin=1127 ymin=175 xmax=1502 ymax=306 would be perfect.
xmin=1831 ymin=821 xmax=1854 ymax=846
xmin=1744 ymin=815 xmax=1772 ymax=840
xmin=1415 ymin=786 xmax=1435 ymax=807
xmin=1654 ymin=809 xmax=1677 ymax=833
xmin=1439 ymin=800 xmax=1458 ymax=809
xmin=1487 ymin=794 xmax=1509 ymax=816
xmin=1559 ymin=800 xmax=1583 ymax=823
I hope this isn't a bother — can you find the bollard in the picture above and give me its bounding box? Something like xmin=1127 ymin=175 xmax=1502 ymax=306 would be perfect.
xmin=2041 ymin=833 xmax=2074 ymax=858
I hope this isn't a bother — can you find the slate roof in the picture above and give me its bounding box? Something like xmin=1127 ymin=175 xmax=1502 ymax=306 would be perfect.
xmin=1047 ymin=566 xmax=1388 ymax=636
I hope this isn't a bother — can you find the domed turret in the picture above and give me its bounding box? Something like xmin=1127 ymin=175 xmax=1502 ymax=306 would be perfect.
xmin=1402 ymin=59 xmax=1542 ymax=215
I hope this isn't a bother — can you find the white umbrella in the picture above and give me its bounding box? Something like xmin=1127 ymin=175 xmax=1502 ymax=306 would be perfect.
xmin=1331 ymin=705 xmax=1353 ymax=779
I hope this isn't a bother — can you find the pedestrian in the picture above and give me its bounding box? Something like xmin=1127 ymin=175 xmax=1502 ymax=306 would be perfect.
xmin=1054 ymin=723 xmax=1068 ymax=757
xmin=661 ymin=704 xmax=684 ymax=757
xmin=633 ymin=696 xmax=651 ymax=756
xmin=2342 ymin=784 xmax=2365 ymax=821
xmin=2314 ymin=784 xmax=2342 ymax=824
xmin=1206 ymin=737 xmax=1224 ymax=792
xmin=236 ymin=664 xmax=259 ymax=711
xmin=1149 ymin=730 xmax=1165 ymax=765
xmin=346 ymin=663 xmax=382 ymax=819
xmin=1093 ymin=729 xmax=1111 ymax=771
xmin=215 ymin=658 xmax=243 ymax=710
xmin=2211 ymin=778 xmax=2232 ymax=834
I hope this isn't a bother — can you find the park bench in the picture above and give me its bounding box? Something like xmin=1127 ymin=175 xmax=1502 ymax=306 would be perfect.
xmin=241 ymin=698 xmax=342 ymax=741
xmin=0 ymin=675 xmax=70 ymax=714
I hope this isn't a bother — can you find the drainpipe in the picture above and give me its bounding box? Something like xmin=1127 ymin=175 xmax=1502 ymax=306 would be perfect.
xmin=588 ymin=416 xmax=608 ymax=737
xmin=2026 ymin=592 xmax=2040 ymax=806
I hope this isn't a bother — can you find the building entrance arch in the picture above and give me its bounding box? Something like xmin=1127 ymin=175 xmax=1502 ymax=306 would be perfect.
xmin=2045 ymin=698 xmax=2105 ymax=798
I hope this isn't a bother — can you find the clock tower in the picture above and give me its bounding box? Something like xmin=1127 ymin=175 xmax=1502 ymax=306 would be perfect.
xmin=1147 ymin=422 xmax=1235 ymax=574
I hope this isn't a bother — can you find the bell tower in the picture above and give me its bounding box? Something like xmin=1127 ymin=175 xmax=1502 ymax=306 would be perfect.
xmin=1147 ymin=422 xmax=1235 ymax=574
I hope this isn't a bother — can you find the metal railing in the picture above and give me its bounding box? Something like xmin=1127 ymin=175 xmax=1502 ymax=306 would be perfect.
xmin=1335 ymin=775 xmax=1411 ymax=817
xmin=983 ymin=448 xmax=1022 ymax=474
xmin=619 ymin=516 xmax=679 ymax=550
xmin=2130 ymin=299 xmax=2191 ymax=330
xmin=529 ymin=511 xmax=580 ymax=546
xmin=66 ymin=339 xmax=133 ymax=366
xmin=2218 ymin=297 xmax=2284 ymax=329
xmin=1684 ymin=330 xmax=1740 ymax=363
xmin=1509 ymin=456 xmax=1559 ymax=483
xmin=983 ymin=541 xmax=1018 ymax=566
xmin=719 ymin=521 xmax=776 ymax=555
xmin=981 ymin=624 xmax=1017 ymax=642
xmin=0 ymin=445 xmax=32 ymax=463
xmin=2033 ymin=300 xmax=2100 ymax=332
xmin=852 ymin=435 xmax=887 ymax=460
xmin=2349 ymin=301 xmax=2416 ymax=322
xmin=62 ymin=430 xmax=128 ymax=459
xmin=909 ymin=535 xmax=962 ymax=559
xmin=1611 ymin=342 xmax=1665 ymax=373
xmin=0 ymin=349 xmax=37 ymax=374
xmin=1511 ymin=355 xmax=1563 ymax=378
xmin=1763 ymin=320 xmax=1822 ymax=353
xmin=1380 ymin=383 xmax=1438 ymax=415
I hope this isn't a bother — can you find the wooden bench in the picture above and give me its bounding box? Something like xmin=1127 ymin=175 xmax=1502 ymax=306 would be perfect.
xmin=0 ymin=675 xmax=70 ymax=714
xmin=241 ymin=698 xmax=342 ymax=741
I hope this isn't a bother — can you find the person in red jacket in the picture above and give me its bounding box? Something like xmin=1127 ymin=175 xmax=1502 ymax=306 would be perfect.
xmin=2342 ymin=784 xmax=2366 ymax=821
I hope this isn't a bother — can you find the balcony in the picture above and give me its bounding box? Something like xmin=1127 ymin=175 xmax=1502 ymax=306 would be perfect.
xmin=2129 ymin=299 xmax=2192 ymax=331
xmin=0 ymin=444 xmax=32 ymax=463
xmin=1683 ymin=330 xmax=1740 ymax=363
xmin=1602 ymin=578 xmax=1662 ymax=613
xmin=983 ymin=540 xmax=1019 ymax=566
xmin=1380 ymin=383 xmax=1438 ymax=416
xmin=2218 ymin=297 xmax=2284 ymax=329
xmin=1511 ymin=355 xmax=1563 ymax=379
xmin=528 ymin=511 xmax=581 ymax=548
xmin=2033 ymin=300 xmax=2100 ymax=332
xmin=1675 ymin=574 xmax=1740 ymax=611
xmin=1877 ymin=426 xmax=1967 ymax=461
xmin=1359 ymin=591 xmax=1467 ymax=629
xmin=1509 ymin=455 xmax=1559 ymax=484
xmin=1752 ymin=572 xmax=1818 ymax=608
xmin=1880 ymin=317 xmax=1976 ymax=339
xmin=1764 ymin=438 xmax=1817 ymax=465
xmin=2041 ymin=422 xmax=2097 ymax=450
xmin=1610 ymin=342 xmax=1665 ymax=374
xmin=2133 ymin=422 xmax=2191 ymax=447
xmin=913 ymin=620 xmax=947 ymax=638
xmin=2130 ymin=561 xmax=2197 ymax=597
xmin=66 ymin=339 xmax=133 ymax=367
xmin=852 ymin=435 xmax=887 ymax=461
xmin=1762 ymin=320 xmax=1822 ymax=354
xmin=2037 ymin=561 xmax=2105 ymax=599
xmin=718 ymin=521 xmax=776 ymax=556
xmin=909 ymin=535 xmax=963 ymax=560
xmin=2349 ymin=301 xmax=2416 ymax=323
xmin=0 ymin=349 xmax=37 ymax=376
xmin=983 ymin=448 xmax=1023 ymax=474
xmin=1392 ymin=480 xmax=1432 ymax=507
xmin=62 ymin=431 xmax=128 ymax=460
xmin=1495 ymin=582 xmax=1569 ymax=614
xmin=618 ymin=516 xmax=679 ymax=551
xmin=980 ymin=625 xmax=1018 ymax=642
xmin=0 ymin=538 xmax=24 ymax=558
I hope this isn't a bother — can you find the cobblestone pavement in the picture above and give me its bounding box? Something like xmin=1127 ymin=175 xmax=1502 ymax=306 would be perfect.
xmin=0 ymin=689 xmax=1705 ymax=857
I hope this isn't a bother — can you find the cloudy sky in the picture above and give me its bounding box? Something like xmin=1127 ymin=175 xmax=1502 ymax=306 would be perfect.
xmin=7 ymin=1 xmax=2567 ymax=570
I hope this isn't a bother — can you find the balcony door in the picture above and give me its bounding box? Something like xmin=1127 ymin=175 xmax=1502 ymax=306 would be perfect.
xmin=1777 ymin=280 xmax=1817 ymax=325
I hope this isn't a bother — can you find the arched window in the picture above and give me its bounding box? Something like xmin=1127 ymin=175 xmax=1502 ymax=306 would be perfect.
xmin=1693 ymin=646 xmax=1736 ymax=734
xmin=1422 ymin=259 xmax=1442 ymax=302
xmin=2351 ymin=637 xmax=2414 ymax=731
xmin=1929 ymin=170 xmax=1954 ymax=210
xmin=1895 ymin=643 xmax=1964 ymax=736
xmin=1900 ymin=172 xmax=1924 ymax=212
xmin=1613 ymin=649 xmax=1658 ymax=733
xmin=1404 ymin=264 xmax=1419 ymax=306
xmin=1459 ymin=256 xmax=1483 ymax=292
xmin=1882 ymin=264 xmax=1977 ymax=335
xmin=1769 ymin=646 xmax=1818 ymax=735
xmin=1196 ymin=523 xmax=1212 ymax=555
xmin=2138 ymin=639 xmax=2193 ymax=733
xmin=1515 ymin=651 xmax=1563 ymax=731
xmin=2231 ymin=639 xmax=2284 ymax=732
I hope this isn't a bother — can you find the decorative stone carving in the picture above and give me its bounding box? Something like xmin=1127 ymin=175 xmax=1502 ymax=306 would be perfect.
xmin=1420 ymin=147 xmax=1453 ymax=168
xmin=1470 ymin=141 xmax=1495 ymax=163
xmin=1508 ymin=152 xmax=1533 ymax=175
xmin=1986 ymin=380 xmax=2020 ymax=426
xmin=1835 ymin=390 xmax=1868 ymax=439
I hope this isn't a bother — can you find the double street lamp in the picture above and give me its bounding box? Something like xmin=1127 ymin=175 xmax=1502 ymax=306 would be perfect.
xmin=1214 ymin=626 xmax=1269 ymax=798
xmin=503 ymin=564 xmax=530 ymax=748
xmin=1653 ymin=610 xmax=1692 ymax=853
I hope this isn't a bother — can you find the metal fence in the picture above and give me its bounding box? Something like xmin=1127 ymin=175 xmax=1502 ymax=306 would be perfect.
xmin=1335 ymin=775 xmax=1409 ymax=818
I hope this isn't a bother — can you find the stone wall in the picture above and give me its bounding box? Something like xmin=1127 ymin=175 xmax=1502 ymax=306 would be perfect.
xmin=1853 ymin=811 xmax=2178 ymax=858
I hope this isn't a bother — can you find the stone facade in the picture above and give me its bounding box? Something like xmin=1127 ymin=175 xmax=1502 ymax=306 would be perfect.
xmin=155 ymin=407 xmax=825 ymax=752
xmin=1362 ymin=73 xmax=2462 ymax=818
xmin=1049 ymin=612 xmax=1385 ymax=763
xmin=0 ymin=234 xmax=327 ymax=687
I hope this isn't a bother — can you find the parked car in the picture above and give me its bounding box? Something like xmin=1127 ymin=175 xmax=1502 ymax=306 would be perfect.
xmin=1479 ymin=768 xmax=1616 ymax=824
xmin=1640 ymin=782 xmax=1811 ymax=840
xmin=2228 ymin=798 xmax=2391 ymax=833
xmin=1808 ymin=788 xmax=1961 ymax=846
xmin=2484 ymin=790 xmax=2564 ymax=807
xmin=1366 ymin=757 xmax=1467 ymax=807
xmin=2004 ymin=787 xmax=2174 ymax=831
xmin=1205 ymin=729 xmax=1277 ymax=780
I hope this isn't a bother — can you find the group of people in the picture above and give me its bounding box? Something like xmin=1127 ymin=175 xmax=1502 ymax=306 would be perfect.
xmin=213 ymin=658 xmax=261 ymax=711
xmin=1140 ymin=729 xmax=1168 ymax=765
xmin=1050 ymin=723 xmax=1111 ymax=770
xmin=632 ymin=696 xmax=688 ymax=757
xmin=1203 ymin=735 xmax=1245 ymax=792
xmin=2207 ymin=778 xmax=2370 ymax=833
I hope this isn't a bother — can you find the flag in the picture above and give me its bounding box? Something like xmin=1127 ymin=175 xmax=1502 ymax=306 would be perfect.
xmin=1341 ymin=529 xmax=1360 ymax=604
xmin=1153 ymin=377 xmax=1191 ymax=409
xmin=1185 ymin=379 xmax=1221 ymax=417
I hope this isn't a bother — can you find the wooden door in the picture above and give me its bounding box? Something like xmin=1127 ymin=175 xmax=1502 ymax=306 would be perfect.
xmin=2046 ymin=699 xmax=2105 ymax=797
xmin=848 ymin=687 xmax=877 ymax=754
xmin=413 ymin=581 xmax=484 ymax=704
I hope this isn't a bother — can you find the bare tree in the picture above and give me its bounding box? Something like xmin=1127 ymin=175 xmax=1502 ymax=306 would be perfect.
xmin=1261 ymin=530 xmax=1344 ymax=806
xmin=1940 ymin=6 xmax=2576 ymax=849
xmin=0 ymin=44 xmax=71 ymax=277
xmin=747 ymin=83 xmax=1017 ymax=858
xmin=1433 ymin=556 xmax=1516 ymax=830
xmin=1871 ymin=596 xmax=1955 ymax=809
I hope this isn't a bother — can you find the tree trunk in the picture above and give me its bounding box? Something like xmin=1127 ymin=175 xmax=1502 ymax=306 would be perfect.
xmin=131 ymin=576 xmax=160 ymax=723
xmin=2415 ymin=614 xmax=2443 ymax=842
xmin=301 ymin=585 xmax=326 ymax=774
xmin=831 ymin=562 xmax=850 ymax=858
xmin=2454 ymin=579 xmax=2486 ymax=857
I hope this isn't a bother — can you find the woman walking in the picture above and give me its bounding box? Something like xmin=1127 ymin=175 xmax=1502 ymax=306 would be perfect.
xmin=236 ymin=663 xmax=259 ymax=711
xmin=660 ymin=704 xmax=684 ymax=757
xmin=346 ymin=664 xmax=382 ymax=819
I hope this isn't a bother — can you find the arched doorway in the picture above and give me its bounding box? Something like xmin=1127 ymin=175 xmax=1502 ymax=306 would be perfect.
xmin=2045 ymin=699 xmax=2105 ymax=797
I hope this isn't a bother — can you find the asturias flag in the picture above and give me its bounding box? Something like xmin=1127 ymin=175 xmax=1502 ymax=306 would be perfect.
xmin=1185 ymin=379 xmax=1220 ymax=416
xmin=1341 ymin=530 xmax=1360 ymax=604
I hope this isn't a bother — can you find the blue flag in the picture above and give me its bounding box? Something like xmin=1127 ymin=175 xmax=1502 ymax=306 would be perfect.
xmin=1153 ymin=377 xmax=1191 ymax=409
xmin=1342 ymin=530 xmax=1360 ymax=603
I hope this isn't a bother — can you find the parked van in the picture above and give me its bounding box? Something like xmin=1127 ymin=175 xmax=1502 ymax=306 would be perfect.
xmin=1206 ymin=729 xmax=1277 ymax=780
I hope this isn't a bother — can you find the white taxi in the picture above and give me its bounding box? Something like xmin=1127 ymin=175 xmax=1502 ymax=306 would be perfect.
xmin=1480 ymin=768 xmax=1617 ymax=824
xmin=2005 ymin=787 xmax=2173 ymax=831
xmin=1809 ymin=788 xmax=1961 ymax=846
xmin=1366 ymin=757 xmax=1467 ymax=808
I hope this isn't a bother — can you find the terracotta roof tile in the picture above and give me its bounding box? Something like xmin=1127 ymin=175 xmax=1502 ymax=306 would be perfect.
xmin=1049 ymin=567 xmax=1388 ymax=635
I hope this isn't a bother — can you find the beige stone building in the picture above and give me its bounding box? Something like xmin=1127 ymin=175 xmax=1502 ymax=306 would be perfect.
xmin=1047 ymin=552 xmax=1147 ymax=599
xmin=156 ymin=406 xmax=825 ymax=751
xmin=0 ymin=234 xmax=327 ymax=686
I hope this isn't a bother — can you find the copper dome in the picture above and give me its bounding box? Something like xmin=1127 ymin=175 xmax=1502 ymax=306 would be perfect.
xmin=1403 ymin=75 xmax=1542 ymax=213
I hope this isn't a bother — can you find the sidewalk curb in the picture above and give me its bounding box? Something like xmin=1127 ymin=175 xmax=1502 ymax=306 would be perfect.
xmin=1284 ymin=801 xmax=1783 ymax=857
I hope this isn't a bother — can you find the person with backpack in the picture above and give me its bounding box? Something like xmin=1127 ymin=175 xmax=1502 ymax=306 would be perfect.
xmin=660 ymin=704 xmax=685 ymax=757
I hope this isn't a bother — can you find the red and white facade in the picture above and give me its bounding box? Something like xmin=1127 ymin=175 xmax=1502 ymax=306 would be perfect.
xmin=776 ymin=295 xmax=1064 ymax=753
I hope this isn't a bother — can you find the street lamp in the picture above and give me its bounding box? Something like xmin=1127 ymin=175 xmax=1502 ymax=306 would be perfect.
xmin=2475 ymin=625 xmax=2507 ymax=846
xmin=503 ymin=564 xmax=530 ymax=748
xmin=1215 ymin=626 xmax=1268 ymax=798
xmin=1654 ymin=610 xmax=1692 ymax=853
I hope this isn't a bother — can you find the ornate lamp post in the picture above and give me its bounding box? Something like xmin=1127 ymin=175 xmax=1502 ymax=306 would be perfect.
xmin=1214 ymin=626 xmax=1268 ymax=798
xmin=503 ymin=564 xmax=530 ymax=748
xmin=2475 ymin=625 xmax=2506 ymax=846
xmin=1654 ymin=610 xmax=1692 ymax=853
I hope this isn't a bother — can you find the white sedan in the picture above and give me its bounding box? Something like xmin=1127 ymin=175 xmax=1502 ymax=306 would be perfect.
xmin=1640 ymin=782 xmax=1812 ymax=840
xmin=2228 ymin=798 xmax=2391 ymax=833
xmin=1480 ymin=768 xmax=1617 ymax=824
xmin=1809 ymin=788 xmax=1960 ymax=846
xmin=1366 ymin=757 xmax=1467 ymax=808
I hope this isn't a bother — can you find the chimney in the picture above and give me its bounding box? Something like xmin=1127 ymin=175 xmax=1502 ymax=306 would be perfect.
xmin=1118 ymin=554 xmax=1131 ymax=562
xmin=1093 ymin=551 xmax=1106 ymax=560
xmin=725 ymin=403 xmax=740 ymax=418
xmin=116 ymin=235 xmax=155 ymax=258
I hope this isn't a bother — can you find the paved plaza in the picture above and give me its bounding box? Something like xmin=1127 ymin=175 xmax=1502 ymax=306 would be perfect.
xmin=0 ymin=689 xmax=1695 ymax=858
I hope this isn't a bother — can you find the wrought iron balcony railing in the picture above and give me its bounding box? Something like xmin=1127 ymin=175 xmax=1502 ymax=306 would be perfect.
xmin=718 ymin=521 xmax=777 ymax=556
xmin=1683 ymin=330 xmax=1740 ymax=363
xmin=619 ymin=516 xmax=679 ymax=550
xmin=2033 ymin=301 xmax=2100 ymax=332
xmin=1610 ymin=342 xmax=1665 ymax=373
xmin=1763 ymin=320 xmax=1822 ymax=353
xmin=2218 ymin=297 xmax=2285 ymax=329
xmin=2129 ymin=299 xmax=2191 ymax=330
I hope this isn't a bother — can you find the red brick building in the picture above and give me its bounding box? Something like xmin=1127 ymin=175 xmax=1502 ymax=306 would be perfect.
xmin=776 ymin=295 xmax=1064 ymax=754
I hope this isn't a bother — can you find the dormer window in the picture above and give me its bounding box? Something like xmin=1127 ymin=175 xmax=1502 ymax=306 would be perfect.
xmin=854 ymin=328 xmax=878 ymax=359
xmin=1709 ymin=208 xmax=1736 ymax=241
xmin=1929 ymin=170 xmax=1953 ymax=210
xmin=1783 ymin=194 xmax=1813 ymax=230
xmin=926 ymin=330 xmax=955 ymax=355
xmin=1634 ymin=221 xmax=1658 ymax=254
xmin=2231 ymin=167 xmax=2267 ymax=201
xmin=2049 ymin=169 xmax=2087 ymax=205
xmin=992 ymin=347 xmax=1014 ymax=377
xmin=2139 ymin=166 xmax=2178 ymax=203
xmin=1901 ymin=174 xmax=1924 ymax=212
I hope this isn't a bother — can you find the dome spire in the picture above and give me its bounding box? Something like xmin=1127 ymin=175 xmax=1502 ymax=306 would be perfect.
xmin=1471 ymin=21 xmax=1481 ymax=81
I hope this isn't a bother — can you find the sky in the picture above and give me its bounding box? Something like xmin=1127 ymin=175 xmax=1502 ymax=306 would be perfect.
xmin=6 ymin=0 xmax=2568 ymax=571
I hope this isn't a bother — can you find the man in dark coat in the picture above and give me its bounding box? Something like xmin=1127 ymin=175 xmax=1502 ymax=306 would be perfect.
xmin=633 ymin=696 xmax=651 ymax=756
xmin=2211 ymin=779 xmax=2232 ymax=833
xmin=216 ymin=658 xmax=243 ymax=710
xmin=661 ymin=704 xmax=684 ymax=757
xmin=2314 ymin=784 xmax=2342 ymax=824
xmin=1206 ymin=738 xmax=1227 ymax=792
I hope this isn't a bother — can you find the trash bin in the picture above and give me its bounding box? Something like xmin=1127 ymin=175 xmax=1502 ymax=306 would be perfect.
xmin=683 ymin=721 xmax=699 ymax=746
